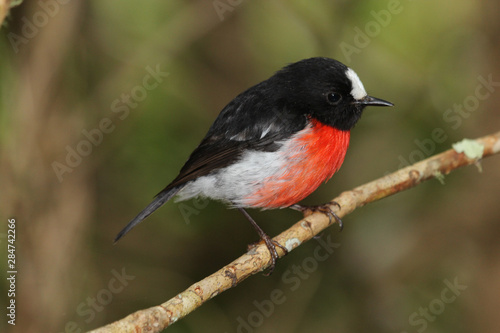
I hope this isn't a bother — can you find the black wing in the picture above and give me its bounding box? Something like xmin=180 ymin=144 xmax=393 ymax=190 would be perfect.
xmin=162 ymin=81 xmax=308 ymax=191
xmin=115 ymin=80 xmax=307 ymax=242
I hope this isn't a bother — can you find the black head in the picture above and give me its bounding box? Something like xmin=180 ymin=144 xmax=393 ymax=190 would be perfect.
xmin=271 ymin=57 xmax=393 ymax=131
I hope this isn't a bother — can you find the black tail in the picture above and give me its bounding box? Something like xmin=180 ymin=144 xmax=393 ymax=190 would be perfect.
xmin=114 ymin=186 xmax=182 ymax=243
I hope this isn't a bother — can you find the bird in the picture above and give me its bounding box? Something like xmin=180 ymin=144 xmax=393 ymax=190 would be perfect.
xmin=114 ymin=57 xmax=393 ymax=273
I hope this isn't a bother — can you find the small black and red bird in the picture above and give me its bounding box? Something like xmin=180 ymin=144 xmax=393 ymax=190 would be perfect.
xmin=115 ymin=57 xmax=393 ymax=272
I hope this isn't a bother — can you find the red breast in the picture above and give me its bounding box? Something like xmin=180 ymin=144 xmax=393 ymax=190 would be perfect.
xmin=244 ymin=119 xmax=350 ymax=208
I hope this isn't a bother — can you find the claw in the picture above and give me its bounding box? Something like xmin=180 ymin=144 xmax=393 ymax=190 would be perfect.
xmin=261 ymin=237 xmax=288 ymax=276
xmin=239 ymin=208 xmax=288 ymax=275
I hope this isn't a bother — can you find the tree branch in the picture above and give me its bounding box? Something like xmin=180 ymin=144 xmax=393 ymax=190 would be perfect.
xmin=0 ymin=0 xmax=21 ymax=27
xmin=89 ymin=130 xmax=500 ymax=333
xmin=0 ymin=0 xmax=11 ymax=26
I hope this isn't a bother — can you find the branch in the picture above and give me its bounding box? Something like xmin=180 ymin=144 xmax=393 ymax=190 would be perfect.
xmin=0 ymin=0 xmax=22 ymax=27
xmin=89 ymin=131 xmax=500 ymax=333
xmin=0 ymin=0 xmax=11 ymax=26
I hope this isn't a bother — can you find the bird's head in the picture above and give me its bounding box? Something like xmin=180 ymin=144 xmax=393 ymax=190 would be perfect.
xmin=274 ymin=57 xmax=394 ymax=131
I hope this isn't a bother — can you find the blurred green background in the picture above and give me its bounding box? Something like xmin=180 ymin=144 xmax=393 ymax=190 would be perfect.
xmin=1 ymin=1 xmax=500 ymax=332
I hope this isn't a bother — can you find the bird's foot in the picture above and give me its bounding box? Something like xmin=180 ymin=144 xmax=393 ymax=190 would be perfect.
xmin=290 ymin=201 xmax=343 ymax=231
xmin=239 ymin=208 xmax=288 ymax=275
xmin=258 ymin=234 xmax=288 ymax=276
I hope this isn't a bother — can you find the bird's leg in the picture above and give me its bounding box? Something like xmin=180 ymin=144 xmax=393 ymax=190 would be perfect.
xmin=290 ymin=201 xmax=343 ymax=231
xmin=238 ymin=208 xmax=288 ymax=275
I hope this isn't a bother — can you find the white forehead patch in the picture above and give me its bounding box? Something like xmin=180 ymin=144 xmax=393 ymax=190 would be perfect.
xmin=346 ymin=68 xmax=367 ymax=100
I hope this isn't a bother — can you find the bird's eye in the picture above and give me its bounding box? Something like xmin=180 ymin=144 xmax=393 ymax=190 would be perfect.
xmin=326 ymin=92 xmax=342 ymax=105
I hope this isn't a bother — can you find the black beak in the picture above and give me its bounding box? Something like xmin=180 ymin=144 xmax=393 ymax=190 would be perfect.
xmin=356 ymin=95 xmax=394 ymax=107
